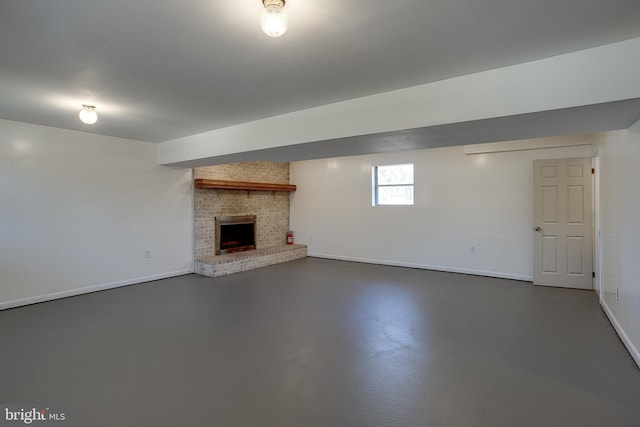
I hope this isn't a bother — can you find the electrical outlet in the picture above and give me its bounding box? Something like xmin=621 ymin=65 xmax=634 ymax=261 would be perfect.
xmin=144 ymin=250 xmax=151 ymax=259
xmin=470 ymin=246 xmax=477 ymax=254
xmin=309 ymin=237 xmax=314 ymax=245
xmin=616 ymin=288 xmax=619 ymax=302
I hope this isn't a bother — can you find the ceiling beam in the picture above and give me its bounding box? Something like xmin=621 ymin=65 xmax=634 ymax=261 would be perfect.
xmin=158 ymin=37 xmax=640 ymax=166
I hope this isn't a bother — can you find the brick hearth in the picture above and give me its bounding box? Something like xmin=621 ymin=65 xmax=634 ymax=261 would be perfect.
xmin=195 ymin=244 xmax=307 ymax=277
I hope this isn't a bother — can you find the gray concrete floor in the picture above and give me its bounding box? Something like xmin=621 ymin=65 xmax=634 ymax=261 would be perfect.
xmin=1 ymin=258 xmax=639 ymax=427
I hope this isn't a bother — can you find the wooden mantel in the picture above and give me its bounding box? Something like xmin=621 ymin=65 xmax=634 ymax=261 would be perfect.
xmin=194 ymin=179 xmax=296 ymax=192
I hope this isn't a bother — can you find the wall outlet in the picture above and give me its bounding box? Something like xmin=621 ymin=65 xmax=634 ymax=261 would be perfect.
xmin=470 ymin=246 xmax=477 ymax=254
xmin=309 ymin=237 xmax=314 ymax=245
xmin=616 ymin=288 xmax=619 ymax=302
xmin=144 ymin=250 xmax=151 ymax=259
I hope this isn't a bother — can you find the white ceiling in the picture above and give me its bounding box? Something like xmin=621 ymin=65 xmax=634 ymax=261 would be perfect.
xmin=1 ymin=0 xmax=640 ymax=143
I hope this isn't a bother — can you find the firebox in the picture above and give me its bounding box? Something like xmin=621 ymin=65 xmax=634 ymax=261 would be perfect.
xmin=215 ymin=215 xmax=257 ymax=255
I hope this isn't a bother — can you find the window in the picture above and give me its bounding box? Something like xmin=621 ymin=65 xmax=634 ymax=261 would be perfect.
xmin=372 ymin=163 xmax=414 ymax=206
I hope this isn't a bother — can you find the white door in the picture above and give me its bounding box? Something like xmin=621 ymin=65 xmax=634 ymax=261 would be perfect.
xmin=533 ymin=158 xmax=593 ymax=289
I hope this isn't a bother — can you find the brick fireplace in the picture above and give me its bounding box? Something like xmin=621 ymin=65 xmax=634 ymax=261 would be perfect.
xmin=193 ymin=161 xmax=306 ymax=277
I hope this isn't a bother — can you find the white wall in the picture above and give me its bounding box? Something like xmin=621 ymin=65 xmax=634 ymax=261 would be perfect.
xmin=290 ymin=139 xmax=594 ymax=281
xmin=597 ymin=124 xmax=640 ymax=366
xmin=0 ymin=119 xmax=193 ymax=309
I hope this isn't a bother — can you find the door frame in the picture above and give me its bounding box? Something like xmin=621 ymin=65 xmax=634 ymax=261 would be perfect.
xmin=592 ymin=152 xmax=602 ymax=296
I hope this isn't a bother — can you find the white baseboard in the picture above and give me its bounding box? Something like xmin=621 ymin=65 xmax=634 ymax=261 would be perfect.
xmin=0 ymin=268 xmax=194 ymax=311
xmin=308 ymin=252 xmax=533 ymax=282
xmin=600 ymin=298 xmax=640 ymax=369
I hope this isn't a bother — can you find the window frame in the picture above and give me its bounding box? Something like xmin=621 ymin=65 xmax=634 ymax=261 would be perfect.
xmin=372 ymin=163 xmax=415 ymax=206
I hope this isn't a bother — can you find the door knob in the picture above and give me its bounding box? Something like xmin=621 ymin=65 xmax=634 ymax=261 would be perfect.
xmin=533 ymin=226 xmax=542 ymax=232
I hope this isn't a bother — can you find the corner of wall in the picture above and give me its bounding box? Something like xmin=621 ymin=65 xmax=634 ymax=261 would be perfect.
xmin=193 ymin=161 xmax=291 ymax=260
xmin=596 ymin=127 xmax=640 ymax=369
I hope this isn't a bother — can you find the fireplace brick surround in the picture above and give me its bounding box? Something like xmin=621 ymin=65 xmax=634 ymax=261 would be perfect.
xmin=194 ymin=161 xmax=306 ymax=277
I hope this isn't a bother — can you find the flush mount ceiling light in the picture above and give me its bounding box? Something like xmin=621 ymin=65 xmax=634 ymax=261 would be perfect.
xmin=79 ymin=105 xmax=98 ymax=125
xmin=261 ymin=0 xmax=288 ymax=38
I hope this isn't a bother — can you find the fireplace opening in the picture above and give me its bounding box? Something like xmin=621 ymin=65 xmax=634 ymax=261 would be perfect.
xmin=215 ymin=215 xmax=256 ymax=255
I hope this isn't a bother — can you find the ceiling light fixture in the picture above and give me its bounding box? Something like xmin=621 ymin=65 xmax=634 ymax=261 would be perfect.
xmin=79 ymin=105 xmax=98 ymax=125
xmin=261 ymin=0 xmax=288 ymax=38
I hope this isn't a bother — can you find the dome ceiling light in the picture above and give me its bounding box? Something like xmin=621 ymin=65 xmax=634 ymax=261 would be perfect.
xmin=79 ymin=105 xmax=98 ymax=125
xmin=261 ymin=0 xmax=288 ymax=38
